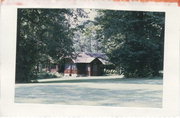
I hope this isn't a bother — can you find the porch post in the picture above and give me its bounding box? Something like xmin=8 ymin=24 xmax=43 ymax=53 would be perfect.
xmin=87 ymin=64 xmax=91 ymax=76
xmin=56 ymin=65 xmax=58 ymax=72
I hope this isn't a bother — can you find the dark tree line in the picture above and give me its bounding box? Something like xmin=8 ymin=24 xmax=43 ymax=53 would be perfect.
xmin=95 ymin=10 xmax=165 ymax=77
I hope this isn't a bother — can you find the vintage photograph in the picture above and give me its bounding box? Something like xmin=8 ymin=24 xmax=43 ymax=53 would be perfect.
xmin=15 ymin=8 xmax=165 ymax=108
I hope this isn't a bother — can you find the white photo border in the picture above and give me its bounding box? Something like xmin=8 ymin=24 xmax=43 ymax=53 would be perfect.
xmin=0 ymin=1 xmax=180 ymax=117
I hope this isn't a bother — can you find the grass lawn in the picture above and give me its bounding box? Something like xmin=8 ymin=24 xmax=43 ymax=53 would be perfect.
xmin=15 ymin=77 xmax=163 ymax=108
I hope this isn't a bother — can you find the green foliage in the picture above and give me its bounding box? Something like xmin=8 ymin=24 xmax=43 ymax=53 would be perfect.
xmin=16 ymin=9 xmax=86 ymax=83
xmin=95 ymin=10 xmax=165 ymax=77
xmin=73 ymin=9 xmax=104 ymax=53
xmin=36 ymin=72 xmax=59 ymax=79
xmin=16 ymin=9 xmax=165 ymax=82
xmin=73 ymin=22 xmax=102 ymax=53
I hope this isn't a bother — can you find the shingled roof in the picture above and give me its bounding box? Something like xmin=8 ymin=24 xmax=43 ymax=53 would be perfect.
xmin=71 ymin=52 xmax=110 ymax=64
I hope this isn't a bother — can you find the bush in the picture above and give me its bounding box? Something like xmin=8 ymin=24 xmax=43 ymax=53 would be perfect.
xmin=36 ymin=72 xmax=60 ymax=79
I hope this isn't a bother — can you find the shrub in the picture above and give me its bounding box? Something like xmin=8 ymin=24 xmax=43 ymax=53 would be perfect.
xmin=36 ymin=72 xmax=59 ymax=79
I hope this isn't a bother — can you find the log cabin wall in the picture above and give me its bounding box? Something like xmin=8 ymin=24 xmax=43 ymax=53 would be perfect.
xmin=64 ymin=57 xmax=104 ymax=77
xmin=90 ymin=58 xmax=103 ymax=76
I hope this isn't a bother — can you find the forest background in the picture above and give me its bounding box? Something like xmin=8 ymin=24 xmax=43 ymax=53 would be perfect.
xmin=16 ymin=9 xmax=165 ymax=83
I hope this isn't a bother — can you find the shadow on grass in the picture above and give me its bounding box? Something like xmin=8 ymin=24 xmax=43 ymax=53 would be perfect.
xmin=15 ymin=85 xmax=162 ymax=107
xmin=39 ymin=77 xmax=163 ymax=85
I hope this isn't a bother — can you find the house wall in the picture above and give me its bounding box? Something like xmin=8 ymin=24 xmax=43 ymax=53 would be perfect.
xmin=90 ymin=58 xmax=103 ymax=76
xmin=64 ymin=63 xmax=78 ymax=77
xmin=76 ymin=63 xmax=88 ymax=76
xmin=63 ymin=58 xmax=104 ymax=77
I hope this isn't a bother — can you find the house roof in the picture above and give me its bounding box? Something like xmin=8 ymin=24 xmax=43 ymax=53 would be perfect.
xmin=71 ymin=52 xmax=110 ymax=64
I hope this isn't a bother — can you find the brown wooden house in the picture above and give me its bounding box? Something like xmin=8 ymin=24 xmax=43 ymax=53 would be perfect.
xmin=63 ymin=52 xmax=109 ymax=77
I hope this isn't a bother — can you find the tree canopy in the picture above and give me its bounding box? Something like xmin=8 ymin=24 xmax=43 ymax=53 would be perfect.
xmin=95 ymin=10 xmax=165 ymax=77
xmin=16 ymin=9 xmax=87 ymax=83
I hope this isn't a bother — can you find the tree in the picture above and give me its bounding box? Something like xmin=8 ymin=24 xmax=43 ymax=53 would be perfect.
xmin=73 ymin=22 xmax=103 ymax=53
xmin=16 ymin=9 xmax=87 ymax=83
xmin=95 ymin=10 xmax=165 ymax=77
